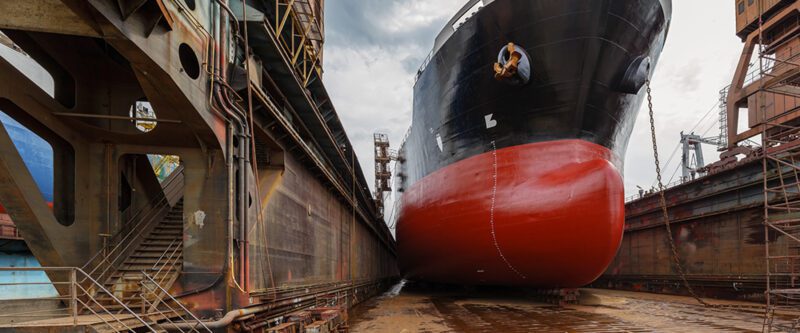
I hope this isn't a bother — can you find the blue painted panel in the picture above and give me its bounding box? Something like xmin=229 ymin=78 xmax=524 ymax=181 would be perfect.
xmin=0 ymin=252 xmax=57 ymax=299
xmin=0 ymin=112 xmax=53 ymax=202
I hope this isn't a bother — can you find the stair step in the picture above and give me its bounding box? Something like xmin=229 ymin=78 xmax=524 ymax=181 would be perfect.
xmin=95 ymin=296 xmax=146 ymax=303
xmin=93 ymin=304 xmax=145 ymax=312
xmin=110 ymin=271 xmax=178 ymax=280
xmin=156 ymin=222 xmax=182 ymax=227
xmin=111 ymin=271 xmax=178 ymax=279
xmin=124 ymin=261 xmax=175 ymax=268
xmin=133 ymin=249 xmax=178 ymax=255
xmin=135 ymin=249 xmax=176 ymax=254
xmin=104 ymin=276 xmax=145 ymax=286
xmin=137 ymin=245 xmax=176 ymax=250
xmin=148 ymin=229 xmax=182 ymax=234
xmin=118 ymin=265 xmax=181 ymax=271
xmin=150 ymin=234 xmax=181 ymax=238
xmin=154 ymin=226 xmax=183 ymax=231
xmin=145 ymin=235 xmax=182 ymax=240
xmin=123 ymin=258 xmax=182 ymax=266
xmin=129 ymin=253 xmax=184 ymax=259
xmin=141 ymin=240 xmax=182 ymax=246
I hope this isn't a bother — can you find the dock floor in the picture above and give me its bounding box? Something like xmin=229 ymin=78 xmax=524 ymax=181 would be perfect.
xmin=350 ymin=281 xmax=791 ymax=332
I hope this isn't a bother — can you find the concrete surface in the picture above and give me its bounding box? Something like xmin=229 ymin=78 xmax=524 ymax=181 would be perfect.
xmin=350 ymin=280 xmax=792 ymax=332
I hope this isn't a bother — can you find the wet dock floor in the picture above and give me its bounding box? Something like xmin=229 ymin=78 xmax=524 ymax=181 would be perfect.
xmin=349 ymin=281 xmax=791 ymax=332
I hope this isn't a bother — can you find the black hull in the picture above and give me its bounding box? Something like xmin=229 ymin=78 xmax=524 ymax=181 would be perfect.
xmin=397 ymin=0 xmax=672 ymax=191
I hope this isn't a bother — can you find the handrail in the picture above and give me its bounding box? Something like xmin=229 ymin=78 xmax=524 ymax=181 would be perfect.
xmin=151 ymin=239 xmax=180 ymax=271
xmin=147 ymin=240 xmax=183 ymax=295
xmin=137 ymin=292 xmax=190 ymax=333
xmin=71 ymin=268 xmax=153 ymax=330
xmin=74 ymin=283 xmax=139 ymax=332
xmin=626 ymin=179 xmax=687 ymax=203
xmin=140 ymin=271 xmax=212 ymax=332
xmin=81 ymin=166 xmax=184 ymax=287
xmin=0 ymin=267 xmax=157 ymax=332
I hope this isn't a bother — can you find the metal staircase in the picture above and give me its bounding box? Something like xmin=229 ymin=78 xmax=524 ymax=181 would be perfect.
xmin=97 ymin=199 xmax=184 ymax=313
xmin=0 ymin=166 xmax=210 ymax=332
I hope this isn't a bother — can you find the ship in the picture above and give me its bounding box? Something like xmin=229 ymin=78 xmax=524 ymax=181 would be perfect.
xmin=395 ymin=0 xmax=672 ymax=287
xmin=0 ymin=113 xmax=53 ymax=205
xmin=0 ymin=39 xmax=54 ymax=214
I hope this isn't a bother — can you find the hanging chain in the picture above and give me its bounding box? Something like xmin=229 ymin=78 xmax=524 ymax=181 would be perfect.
xmin=647 ymin=80 xmax=715 ymax=307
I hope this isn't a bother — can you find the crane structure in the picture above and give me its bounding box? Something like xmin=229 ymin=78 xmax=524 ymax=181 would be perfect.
xmin=680 ymin=132 xmax=725 ymax=181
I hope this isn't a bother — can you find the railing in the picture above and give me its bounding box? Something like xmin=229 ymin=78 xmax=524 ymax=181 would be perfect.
xmin=139 ymin=239 xmax=184 ymax=312
xmin=625 ymin=179 xmax=689 ymax=203
xmin=415 ymin=51 xmax=433 ymax=82
xmin=81 ymin=166 xmax=184 ymax=292
xmin=137 ymin=272 xmax=211 ymax=333
xmin=0 ymin=267 xmax=156 ymax=332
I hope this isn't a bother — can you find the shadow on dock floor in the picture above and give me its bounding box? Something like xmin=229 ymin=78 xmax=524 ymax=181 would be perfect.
xmin=349 ymin=280 xmax=787 ymax=332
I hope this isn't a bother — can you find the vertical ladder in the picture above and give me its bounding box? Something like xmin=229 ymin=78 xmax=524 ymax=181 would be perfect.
xmin=763 ymin=124 xmax=800 ymax=332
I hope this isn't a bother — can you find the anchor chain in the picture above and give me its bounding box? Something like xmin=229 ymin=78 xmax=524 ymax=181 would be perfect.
xmin=646 ymin=80 xmax=715 ymax=308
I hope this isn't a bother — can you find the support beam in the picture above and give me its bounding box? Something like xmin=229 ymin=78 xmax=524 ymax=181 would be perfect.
xmin=0 ymin=120 xmax=68 ymax=269
xmin=0 ymin=0 xmax=100 ymax=37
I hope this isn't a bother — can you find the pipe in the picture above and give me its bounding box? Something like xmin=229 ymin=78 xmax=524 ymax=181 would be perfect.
xmin=174 ymin=0 xmax=254 ymax=298
xmin=237 ymin=127 xmax=248 ymax=290
xmin=162 ymin=279 xmax=393 ymax=331
xmin=161 ymin=294 xmax=301 ymax=330
xmin=212 ymin=1 xmax=252 ymax=289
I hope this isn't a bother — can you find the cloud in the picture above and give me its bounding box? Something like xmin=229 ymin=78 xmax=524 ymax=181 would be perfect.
xmin=325 ymin=0 xmax=463 ymax=48
xmin=323 ymin=0 xmax=468 ymax=220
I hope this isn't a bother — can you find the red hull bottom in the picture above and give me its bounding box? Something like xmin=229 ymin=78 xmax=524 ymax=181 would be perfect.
xmin=397 ymin=140 xmax=625 ymax=287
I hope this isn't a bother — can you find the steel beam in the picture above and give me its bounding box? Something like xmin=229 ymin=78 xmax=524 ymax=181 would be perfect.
xmin=0 ymin=120 xmax=68 ymax=268
xmin=0 ymin=0 xmax=100 ymax=37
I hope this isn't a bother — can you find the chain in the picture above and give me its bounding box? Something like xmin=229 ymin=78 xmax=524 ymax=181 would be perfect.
xmin=647 ymin=80 xmax=716 ymax=307
xmin=647 ymin=81 xmax=771 ymax=312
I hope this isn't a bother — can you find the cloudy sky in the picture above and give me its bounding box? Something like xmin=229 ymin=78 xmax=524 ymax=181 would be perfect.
xmin=323 ymin=0 xmax=744 ymax=214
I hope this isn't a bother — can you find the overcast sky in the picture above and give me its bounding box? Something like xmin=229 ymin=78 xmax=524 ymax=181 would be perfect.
xmin=323 ymin=0 xmax=744 ymax=214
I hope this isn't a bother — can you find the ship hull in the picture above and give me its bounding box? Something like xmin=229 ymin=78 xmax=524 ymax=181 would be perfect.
xmin=396 ymin=0 xmax=671 ymax=286
xmin=397 ymin=140 xmax=624 ymax=286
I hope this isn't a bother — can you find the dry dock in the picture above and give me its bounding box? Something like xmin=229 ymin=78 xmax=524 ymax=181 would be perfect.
xmin=350 ymin=281 xmax=792 ymax=332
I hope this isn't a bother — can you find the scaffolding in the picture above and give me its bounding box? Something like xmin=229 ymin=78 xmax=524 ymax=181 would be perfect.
xmin=270 ymin=0 xmax=324 ymax=86
xmin=740 ymin=1 xmax=800 ymax=331
xmin=719 ymin=87 xmax=730 ymax=149
xmin=727 ymin=1 xmax=800 ymax=330
xmin=373 ymin=133 xmax=395 ymax=218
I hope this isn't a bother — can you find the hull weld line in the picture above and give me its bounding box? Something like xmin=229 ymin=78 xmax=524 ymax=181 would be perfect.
xmin=489 ymin=140 xmax=527 ymax=279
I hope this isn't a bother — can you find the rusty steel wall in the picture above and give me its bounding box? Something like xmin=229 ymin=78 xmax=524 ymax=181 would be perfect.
xmin=600 ymin=159 xmax=797 ymax=299
xmin=249 ymin=150 xmax=397 ymax=292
